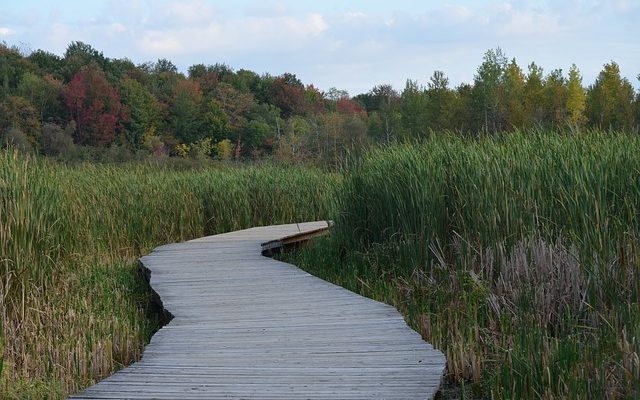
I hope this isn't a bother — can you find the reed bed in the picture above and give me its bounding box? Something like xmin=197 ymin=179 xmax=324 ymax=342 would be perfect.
xmin=290 ymin=130 xmax=640 ymax=399
xmin=0 ymin=153 xmax=338 ymax=398
xmin=3 ymin=130 xmax=639 ymax=399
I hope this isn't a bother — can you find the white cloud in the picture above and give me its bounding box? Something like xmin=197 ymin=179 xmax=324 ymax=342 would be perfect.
xmin=111 ymin=22 xmax=127 ymax=33
xmin=165 ymin=0 xmax=216 ymax=24
xmin=46 ymin=23 xmax=72 ymax=51
xmin=342 ymin=11 xmax=368 ymax=23
xmin=496 ymin=6 xmax=562 ymax=37
xmin=616 ymin=0 xmax=631 ymax=10
xmin=137 ymin=29 xmax=185 ymax=54
xmin=135 ymin=12 xmax=328 ymax=56
xmin=0 ymin=27 xmax=13 ymax=36
xmin=438 ymin=5 xmax=473 ymax=23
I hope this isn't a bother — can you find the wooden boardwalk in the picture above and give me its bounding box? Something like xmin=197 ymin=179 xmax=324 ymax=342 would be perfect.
xmin=71 ymin=222 xmax=445 ymax=399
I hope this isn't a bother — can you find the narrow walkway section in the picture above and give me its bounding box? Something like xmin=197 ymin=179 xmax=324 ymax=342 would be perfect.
xmin=71 ymin=222 xmax=445 ymax=399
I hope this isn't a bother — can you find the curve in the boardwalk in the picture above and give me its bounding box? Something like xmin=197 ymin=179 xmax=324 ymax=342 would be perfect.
xmin=71 ymin=221 xmax=446 ymax=399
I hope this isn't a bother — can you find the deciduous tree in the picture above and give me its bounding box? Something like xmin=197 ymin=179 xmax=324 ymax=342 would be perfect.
xmin=17 ymin=72 xmax=63 ymax=125
xmin=400 ymin=79 xmax=427 ymax=138
xmin=0 ymin=95 xmax=41 ymax=146
xmin=500 ymin=59 xmax=525 ymax=128
xmin=566 ymin=64 xmax=587 ymax=127
xmin=62 ymin=66 xmax=125 ymax=146
xmin=472 ymin=48 xmax=506 ymax=132
xmin=586 ymin=62 xmax=635 ymax=130
xmin=523 ymin=62 xmax=545 ymax=127
xmin=544 ymin=69 xmax=568 ymax=127
xmin=170 ymin=79 xmax=204 ymax=144
xmin=62 ymin=41 xmax=108 ymax=81
xmin=269 ymin=75 xmax=308 ymax=118
xmin=426 ymin=71 xmax=456 ymax=131
xmin=120 ymin=77 xmax=160 ymax=149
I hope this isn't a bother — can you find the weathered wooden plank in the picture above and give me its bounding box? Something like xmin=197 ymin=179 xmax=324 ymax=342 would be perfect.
xmin=70 ymin=221 xmax=445 ymax=399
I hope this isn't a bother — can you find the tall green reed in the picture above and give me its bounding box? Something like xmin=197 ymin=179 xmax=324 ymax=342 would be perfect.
xmin=291 ymin=130 xmax=640 ymax=399
xmin=0 ymin=152 xmax=338 ymax=398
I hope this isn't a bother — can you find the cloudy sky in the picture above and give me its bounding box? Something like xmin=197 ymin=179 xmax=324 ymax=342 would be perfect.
xmin=1 ymin=0 xmax=638 ymax=95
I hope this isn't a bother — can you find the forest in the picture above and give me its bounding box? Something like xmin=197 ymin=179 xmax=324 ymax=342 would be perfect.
xmin=1 ymin=41 xmax=639 ymax=165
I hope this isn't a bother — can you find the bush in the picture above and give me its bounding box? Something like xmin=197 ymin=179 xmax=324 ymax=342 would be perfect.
xmin=1 ymin=127 xmax=32 ymax=153
xmin=40 ymin=123 xmax=75 ymax=157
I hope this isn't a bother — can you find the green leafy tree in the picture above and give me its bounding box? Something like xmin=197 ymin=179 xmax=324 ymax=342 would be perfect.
xmin=472 ymin=48 xmax=507 ymax=132
xmin=400 ymin=79 xmax=427 ymax=138
xmin=212 ymin=83 xmax=255 ymax=157
xmin=61 ymin=41 xmax=108 ymax=81
xmin=0 ymin=95 xmax=41 ymax=146
xmin=325 ymin=87 xmax=349 ymax=101
xmin=16 ymin=72 xmax=63 ymax=125
xmin=544 ymin=69 xmax=568 ymax=127
xmin=144 ymin=59 xmax=183 ymax=105
xmin=231 ymin=69 xmax=260 ymax=94
xmin=370 ymin=84 xmax=400 ymax=144
xmin=523 ymin=62 xmax=545 ymax=127
xmin=252 ymin=73 xmax=276 ymax=105
xmin=120 ymin=77 xmax=160 ymax=149
xmin=170 ymin=79 xmax=204 ymax=144
xmin=106 ymin=58 xmax=137 ymax=83
xmin=305 ymin=84 xmax=326 ymax=114
xmin=426 ymin=71 xmax=456 ymax=131
xmin=28 ymin=49 xmax=63 ymax=79
xmin=341 ymin=113 xmax=369 ymax=153
xmin=586 ymin=62 xmax=635 ymax=130
xmin=154 ymin=58 xmax=178 ymax=74
xmin=245 ymin=119 xmax=273 ymax=152
xmin=452 ymin=83 xmax=474 ymax=133
xmin=500 ymin=59 xmax=525 ymax=128
xmin=0 ymin=43 xmax=37 ymax=97
xmin=215 ymin=138 xmax=234 ymax=160
xmin=366 ymin=112 xmax=384 ymax=142
xmin=203 ymin=98 xmax=231 ymax=141
xmin=275 ymin=115 xmax=312 ymax=164
xmin=566 ymin=64 xmax=587 ymax=127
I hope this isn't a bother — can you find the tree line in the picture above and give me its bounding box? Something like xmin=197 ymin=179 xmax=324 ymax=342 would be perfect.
xmin=1 ymin=42 xmax=639 ymax=165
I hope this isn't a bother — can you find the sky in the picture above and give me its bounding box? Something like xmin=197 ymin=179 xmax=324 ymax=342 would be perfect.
xmin=1 ymin=0 xmax=638 ymax=95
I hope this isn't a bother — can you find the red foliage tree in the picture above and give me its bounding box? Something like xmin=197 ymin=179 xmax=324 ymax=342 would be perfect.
xmin=337 ymin=98 xmax=364 ymax=115
xmin=269 ymin=77 xmax=308 ymax=118
xmin=195 ymin=72 xmax=219 ymax=95
xmin=63 ymin=67 xmax=125 ymax=146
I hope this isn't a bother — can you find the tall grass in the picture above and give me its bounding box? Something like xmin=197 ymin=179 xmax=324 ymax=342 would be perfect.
xmin=289 ymin=130 xmax=640 ymax=399
xmin=0 ymin=153 xmax=338 ymax=398
xmin=3 ymin=130 xmax=639 ymax=399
